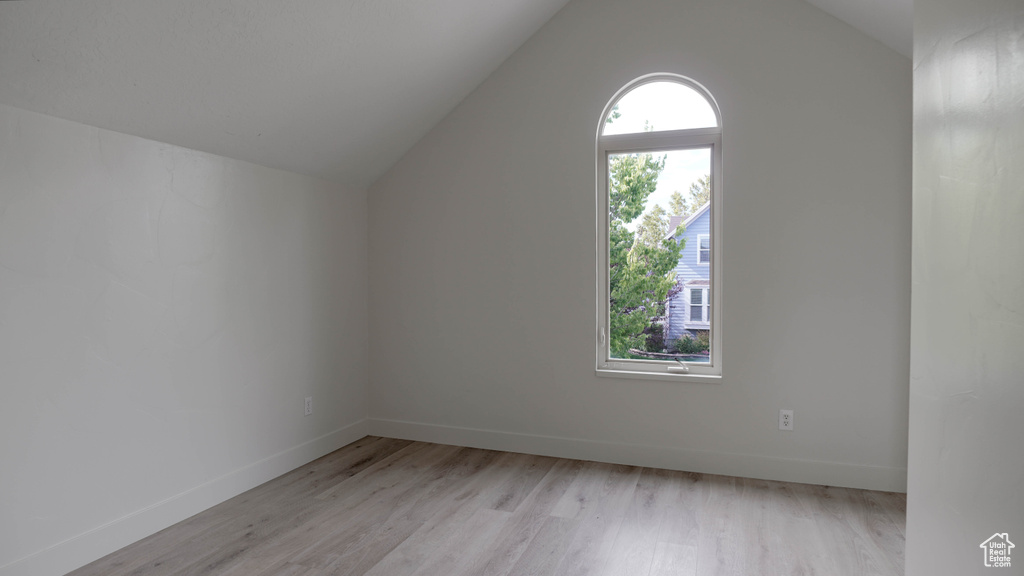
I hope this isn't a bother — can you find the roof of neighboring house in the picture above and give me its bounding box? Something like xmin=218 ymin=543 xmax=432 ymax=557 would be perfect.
xmin=664 ymin=202 xmax=711 ymax=240
xmin=684 ymin=279 xmax=710 ymax=286
xmin=665 ymin=215 xmax=685 ymax=239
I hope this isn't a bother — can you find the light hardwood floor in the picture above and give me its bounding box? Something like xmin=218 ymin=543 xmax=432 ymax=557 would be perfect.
xmin=68 ymin=437 xmax=906 ymax=576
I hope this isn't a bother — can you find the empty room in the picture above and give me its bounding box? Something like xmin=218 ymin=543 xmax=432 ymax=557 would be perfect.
xmin=0 ymin=0 xmax=1021 ymax=575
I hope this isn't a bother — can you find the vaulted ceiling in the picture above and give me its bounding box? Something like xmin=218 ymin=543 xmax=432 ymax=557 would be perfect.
xmin=803 ymin=0 xmax=911 ymax=58
xmin=0 ymin=0 xmax=910 ymax=188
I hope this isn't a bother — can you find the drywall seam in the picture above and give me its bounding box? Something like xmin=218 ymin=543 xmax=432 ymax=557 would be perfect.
xmin=369 ymin=418 xmax=907 ymax=493
xmin=0 ymin=420 xmax=370 ymax=576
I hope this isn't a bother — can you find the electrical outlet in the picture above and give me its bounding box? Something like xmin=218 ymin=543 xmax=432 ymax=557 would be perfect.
xmin=779 ymin=409 xmax=793 ymax=431
xmin=304 ymin=397 xmax=313 ymax=416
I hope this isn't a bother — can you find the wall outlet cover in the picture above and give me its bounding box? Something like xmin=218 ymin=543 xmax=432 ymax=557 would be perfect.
xmin=779 ymin=409 xmax=794 ymax=431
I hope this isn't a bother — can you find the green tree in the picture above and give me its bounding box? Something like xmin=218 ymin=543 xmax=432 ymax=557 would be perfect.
xmin=607 ymin=153 xmax=684 ymax=357
xmin=633 ymin=204 xmax=684 ymax=249
xmin=688 ymin=174 xmax=711 ymax=211
xmin=608 ymin=153 xmax=664 ymax=222
xmin=633 ymin=204 xmax=669 ymax=249
xmin=669 ymin=191 xmax=687 ymax=218
xmin=668 ymin=174 xmax=711 ymax=218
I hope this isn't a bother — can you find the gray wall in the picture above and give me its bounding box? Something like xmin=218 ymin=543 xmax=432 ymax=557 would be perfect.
xmin=368 ymin=0 xmax=912 ymax=491
xmin=907 ymin=0 xmax=1024 ymax=573
xmin=0 ymin=104 xmax=369 ymax=575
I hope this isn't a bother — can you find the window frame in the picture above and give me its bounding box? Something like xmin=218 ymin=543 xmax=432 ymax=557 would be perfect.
xmin=697 ymin=234 xmax=710 ymax=265
xmin=689 ymin=287 xmax=708 ymax=324
xmin=595 ymin=73 xmax=723 ymax=382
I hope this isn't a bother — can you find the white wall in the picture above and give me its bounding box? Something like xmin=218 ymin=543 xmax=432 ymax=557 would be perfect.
xmin=0 ymin=104 xmax=369 ymax=576
xmin=907 ymin=0 xmax=1024 ymax=573
xmin=368 ymin=0 xmax=912 ymax=491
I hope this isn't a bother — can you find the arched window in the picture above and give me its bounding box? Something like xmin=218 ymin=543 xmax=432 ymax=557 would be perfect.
xmin=596 ymin=74 xmax=722 ymax=380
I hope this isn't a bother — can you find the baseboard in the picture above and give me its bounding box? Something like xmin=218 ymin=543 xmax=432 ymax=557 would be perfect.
xmin=1 ymin=419 xmax=369 ymax=576
xmin=368 ymin=418 xmax=907 ymax=493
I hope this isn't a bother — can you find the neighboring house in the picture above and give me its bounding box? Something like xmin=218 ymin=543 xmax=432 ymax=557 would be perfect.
xmin=665 ymin=202 xmax=711 ymax=345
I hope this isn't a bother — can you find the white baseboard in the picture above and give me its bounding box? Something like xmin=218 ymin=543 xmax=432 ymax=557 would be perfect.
xmin=1 ymin=419 xmax=369 ymax=576
xmin=368 ymin=418 xmax=907 ymax=493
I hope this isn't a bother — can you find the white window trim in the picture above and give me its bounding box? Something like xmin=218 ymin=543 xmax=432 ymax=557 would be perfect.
xmin=688 ymin=287 xmax=709 ymax=325
xmin=697 ymin=234 xmax=710 ymax=265
xmin=595 ymin=73 xmax=723 ymax=382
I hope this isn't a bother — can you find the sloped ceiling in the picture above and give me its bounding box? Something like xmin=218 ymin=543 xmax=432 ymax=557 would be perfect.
xmin=0 ymin=0 xmax=572 ymax=188
xmin=0 ymin=0 xmax=910 ymax=189
xmin=803 ymin=0 xmax=912 ymax=58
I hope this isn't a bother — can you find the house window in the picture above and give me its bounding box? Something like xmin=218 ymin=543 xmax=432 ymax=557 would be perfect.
xmin=698 ymin=234 xmax=710 ymax=264
xmin=596 ymin=74 xmax=722 ymax=381
xmin=690 ymin=288 xmax=705 ymax=322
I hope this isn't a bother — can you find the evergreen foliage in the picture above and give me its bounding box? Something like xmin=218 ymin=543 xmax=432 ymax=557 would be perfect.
xmin=607 ymin=153 xmax=684 ymax=357
xmin=669 ymin=174 xmax=711 ymax=219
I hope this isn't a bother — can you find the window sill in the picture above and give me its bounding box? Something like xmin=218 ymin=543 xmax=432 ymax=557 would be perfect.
xmin=595 ymin=368 xmax=722 ymax=383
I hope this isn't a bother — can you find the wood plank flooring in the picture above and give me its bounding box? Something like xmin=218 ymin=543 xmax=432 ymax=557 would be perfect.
xmin=67 ymin=437 xmax=906 ymax=576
